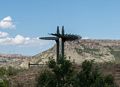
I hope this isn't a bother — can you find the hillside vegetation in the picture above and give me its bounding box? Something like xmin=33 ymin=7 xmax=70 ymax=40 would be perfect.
xmin=32 ymin=39 xmax=120 ymax=64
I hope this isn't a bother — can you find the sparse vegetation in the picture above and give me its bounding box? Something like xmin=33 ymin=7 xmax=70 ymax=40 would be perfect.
xmin=75 ymin=48 xmax=83 ymax=54
xmin=36 ymin=56 xmax=117 ymax=87
xmin=0 ymin=79 xmax=9 ymax=87
xmin=108 ymin=46 xmax=120 ymax=62
xmin=1 ymin=40 xmax=120 ymax=87
xmin=74 ymin=60 xmax=117 ymax=87
xmin=75 ymin=47 xmax=100 ymax=55
xmin=84 ymin=47 xmax=99 ymax=53
xmin=0 ymin=66 xmax=24 ymax=87
xmin=75 ymin=44 xmax=102 ymax=58
xmin=110 ymin=50 xmax=120 ymax=61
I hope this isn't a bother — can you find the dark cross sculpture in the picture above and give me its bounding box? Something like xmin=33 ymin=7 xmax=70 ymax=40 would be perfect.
xmin=40 ymin=26 xmax=81 ymax=63
xmin=50 ymin=26 xmax=81 ymax=58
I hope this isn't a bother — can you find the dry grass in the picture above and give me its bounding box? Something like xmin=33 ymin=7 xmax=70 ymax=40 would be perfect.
xmin=8 ymin=63 xmax=120 ymax=87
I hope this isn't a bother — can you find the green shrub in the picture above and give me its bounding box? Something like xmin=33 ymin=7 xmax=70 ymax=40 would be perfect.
xmin=36 ymin=70 xmax=56 ymax=87
xmin=36 ymin=57 xmax=117 ymax=87
xmin=0 ymin=67 xmax=23 ymax=87
xmin=0 ymin=79 xmax=9 ymax=87
xmin=7 ymin=66 xmax=19 ymax=76
xmin=0 ymin=67 xmax=7 ymax=77
xmin=74 ymin=60 xmax=117 ymax=87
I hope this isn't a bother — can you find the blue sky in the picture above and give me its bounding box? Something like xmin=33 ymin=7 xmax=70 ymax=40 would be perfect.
xmin=0 ymin=0 xmax=120 ymax=55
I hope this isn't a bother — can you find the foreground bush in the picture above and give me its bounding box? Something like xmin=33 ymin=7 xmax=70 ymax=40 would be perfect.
xmin=37 ymin=70 xmax=56 ymax=87
xmin=74 ymin=60 xmax=117 ymax=87
xmin=0 ymin=66 xmax=23 ymax=87
xmin=0 ymin=79 xmax=9 ymax=87
xmin=36 ymin=57 xmax=117 ymax=87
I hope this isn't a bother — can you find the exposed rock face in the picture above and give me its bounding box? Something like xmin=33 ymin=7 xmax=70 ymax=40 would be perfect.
xmin=32 ymin=39 xmax=120 ymax=64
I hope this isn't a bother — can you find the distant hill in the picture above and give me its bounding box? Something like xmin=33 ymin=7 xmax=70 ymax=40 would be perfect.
xmin=0 ymin=53 xmax=27 ymax=58
xmin=32 ymin=39 xmax=120 ymax=64
xmin=0 ymin=53 xmax=32 ymax=68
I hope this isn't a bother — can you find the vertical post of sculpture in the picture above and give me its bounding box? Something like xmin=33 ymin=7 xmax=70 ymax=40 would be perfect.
xmin=56 ymin=26 xmax=59 ymax=63
xmin=40 ymin=26 xmax=80 ymax=64
xmin=61 ymin=26 xmax=64 ymax=58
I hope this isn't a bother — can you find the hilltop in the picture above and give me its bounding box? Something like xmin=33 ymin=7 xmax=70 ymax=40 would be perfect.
xmin=31 ymin=39 xmax=120 ymax=65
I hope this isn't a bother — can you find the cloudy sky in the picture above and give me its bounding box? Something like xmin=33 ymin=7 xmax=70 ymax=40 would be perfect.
xmin=0 ymin=0 xmax=120 ymax=55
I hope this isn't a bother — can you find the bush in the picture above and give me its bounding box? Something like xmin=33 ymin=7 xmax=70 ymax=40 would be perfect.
xmin=0 ymin=67 xmax=7 ymax=77
xmin=0 ymin=66 xmax=22 ymax=87
xmin=0 ymin=79 xmax=9 ymax=87
xmin=7 ymin=66 xmax=19 ymax=76
xmin=36 ymin=57 xmax=117 ymax=87
xmin=74 ymin=60 xmax=117 ymax=87
xmin=36 ymin=70 xmax=56 ymax=87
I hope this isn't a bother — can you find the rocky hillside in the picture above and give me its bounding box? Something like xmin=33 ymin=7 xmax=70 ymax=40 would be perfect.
xmin=0 ymin=54 xmax=32 ymax=68
xmin=32 ymin=39 xmax=120 ymax=64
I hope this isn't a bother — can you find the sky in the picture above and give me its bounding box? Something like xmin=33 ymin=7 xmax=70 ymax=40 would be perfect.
xmin=0 ymin=0 xmax=120 ymax=55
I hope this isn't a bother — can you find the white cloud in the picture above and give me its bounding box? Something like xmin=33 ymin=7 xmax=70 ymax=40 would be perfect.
xmin=0 ymin=16 xmax=15 ymax=29
xmin=0 ymin=35 xmax=29 ymax=45
xmin=82 ymin=37 xmax=90 ymax=39
xmin=23 ymin=37 xmax=50 ymax=46
xmin=0 ymin=14 xmax=50 ymax=46
xmin=0 ymin=34 xmax=51 ymax=46
xmin=0 ymin=31 xmax=9 ymax=37
xmin=13 ymin=35 xmax=27 ymax=44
